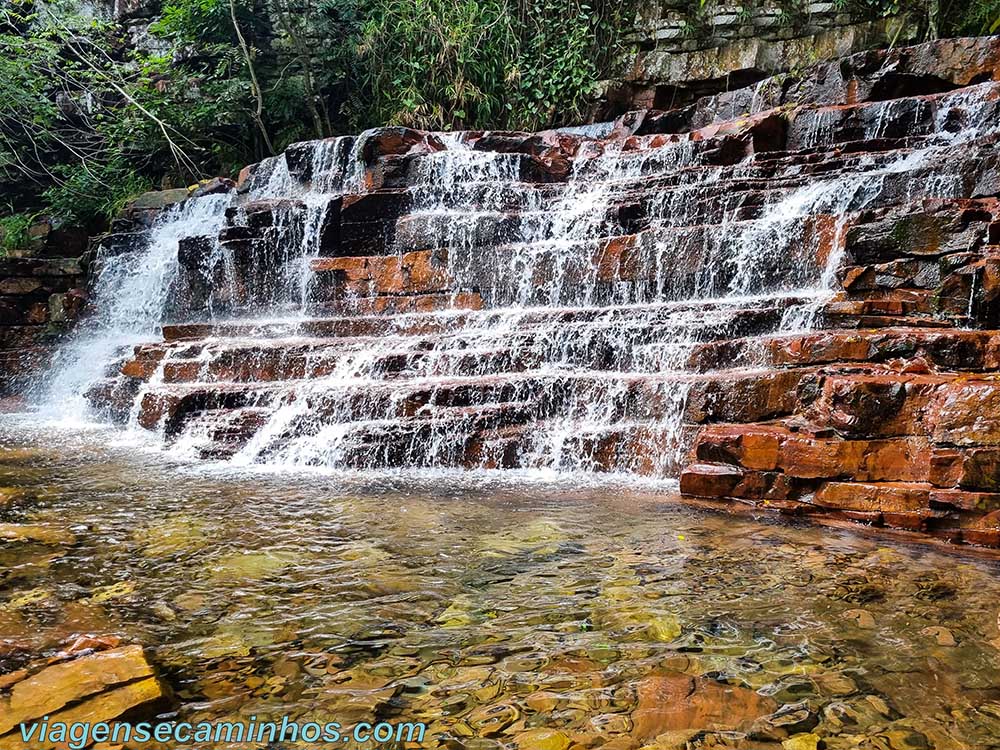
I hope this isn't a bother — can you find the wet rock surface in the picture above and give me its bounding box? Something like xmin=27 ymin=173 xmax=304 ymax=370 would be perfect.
xmin=0 ymin=637 xmax=169 ymax=745
xmin=0 ymin=257 xmax=86 ymax=396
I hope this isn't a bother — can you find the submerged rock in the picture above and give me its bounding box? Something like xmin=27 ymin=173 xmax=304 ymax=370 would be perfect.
xmin=476 ymin=519 xmax=568 ymax=558
xmin=207 ymin=548 xmax=296 ymax=581
xmin=133 ymin=516 xmax=210 ymax=556
xmin=631 ymin=672 xmax=776 ymax=740
xmin=0 ymin=487 xmax=23 ymax=508
xmin=0 ymin=524 xmax=76 ymax=546
xmin=89 ymin=580 xmax=136 ymax=603
xmin=513 ymin=728 xmax=571 ymax=750
xmin=783 ymin=734 xmax=820 ymax=750
xmin=921 ymin=625 xmax=957 ymax=646
xmin=5 ymin=587 xmax=53 ymax=609
xmin=842 ymin=609 xmax=877 ymax=629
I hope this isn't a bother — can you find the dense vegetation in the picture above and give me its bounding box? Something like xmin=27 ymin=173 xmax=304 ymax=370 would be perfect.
xmin=1 ymin=0 xmax=998 ymax=250
xmin=0 ymin=0 xmax=629 ymax=244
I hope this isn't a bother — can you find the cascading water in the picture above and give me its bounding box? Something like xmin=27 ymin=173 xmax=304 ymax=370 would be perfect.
xmin=41 ymin=194 xmax=231 ymax=421
xmin=40 ymin=136 xmax=364 ymax=422
xmin=40 ymin=71 xmax=1000 ymax=479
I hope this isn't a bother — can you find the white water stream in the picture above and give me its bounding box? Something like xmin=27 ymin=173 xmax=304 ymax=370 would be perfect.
xmin=37 ymin=82 xmax=1000 ymax=477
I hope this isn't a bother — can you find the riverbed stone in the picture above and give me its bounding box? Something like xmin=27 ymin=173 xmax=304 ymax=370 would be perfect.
xmin=631 ymin=672 xmax=776 ymax=739
xmin=0 ymin=644 xmax=166 ymax=738
xmin=0 ymin=524 xmax=76 ymax=545
xmin=782 ymin=734 xmax=820 ymax=750
xmin=514 ymin=728 xmax=571 ymax=750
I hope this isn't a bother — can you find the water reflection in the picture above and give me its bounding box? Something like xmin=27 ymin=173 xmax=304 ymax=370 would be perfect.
xmin=2 ymin=417 xmax=1000 ymax=749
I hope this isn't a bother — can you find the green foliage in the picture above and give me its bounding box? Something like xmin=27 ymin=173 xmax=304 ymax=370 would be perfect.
xmin=42 ymin=159 xmax=153 ymax=225
xmin=943 ymin=0 xmax=1000 ymax=35
xmin=1 ymin=1 xmax=166 ymax=227
xmin=0 ymin=212 xmax=35 ymax=255
xmin=838 ymin=0 xmax=1000 ymax=36
xmin=359 ymin=0 xmax=517 ymax=129
xmin=515 ymin=0 xmax=623 ymax=129
xmin=152 ymin=0 xmax=235 ymax=42
xmin=2 ymin=0 xmax=633 ymax=229
xmin=4 ymin=0 xmax=996 ymax=235
xmin=357 ymin=0 xmax=631 ymax=131
xmin=1 ymin=0 xmax=350 ymax=226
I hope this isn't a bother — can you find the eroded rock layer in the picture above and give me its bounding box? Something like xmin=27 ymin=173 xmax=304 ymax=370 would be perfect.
xmin=71 ymin=36 xmax=1000 ymax=548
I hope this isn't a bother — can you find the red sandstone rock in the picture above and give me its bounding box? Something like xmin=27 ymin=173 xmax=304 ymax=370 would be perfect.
xmin=685 ymin=368 xmax=809 ymax=424
xmin=929 ymin=489 xmax=1000 ymax=513
xmin=962 ymin=510 xmax=1000 ymax=546
xmin=844 ymin=202 xmax=989 ymax=265
xmin=679 ymin=463 xmax=744 ymax=497
xmin=631 ymin=672 xmax=775 ymax=739
xmin=930 ymin=380 xmax=1000 ymax=446
xmin=811 ymin=481 xmax=930 ymax=513
xmin=360 ymin=127 xmax=444 ymax=163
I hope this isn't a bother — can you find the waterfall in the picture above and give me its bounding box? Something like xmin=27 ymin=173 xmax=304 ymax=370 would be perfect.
xmin=39 ymin=136 xmax=364 ymax=423
xmin=38 ymin=70 xmax=1000 ymax=479
xmin=39 ymin=194 xmax=231 ymax=422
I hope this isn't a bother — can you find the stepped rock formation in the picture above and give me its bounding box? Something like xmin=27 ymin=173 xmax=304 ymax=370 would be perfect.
xmin=56 ymin=36 xmax=1000 ymax=548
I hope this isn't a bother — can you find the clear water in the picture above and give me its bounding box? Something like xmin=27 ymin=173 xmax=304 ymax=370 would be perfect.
xmin=2 ymin=418 xmax=1000 ymax=749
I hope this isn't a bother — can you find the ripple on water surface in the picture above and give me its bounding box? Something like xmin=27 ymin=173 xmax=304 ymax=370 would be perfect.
xmin=2 ymin=417 xmax=1000 ymax=749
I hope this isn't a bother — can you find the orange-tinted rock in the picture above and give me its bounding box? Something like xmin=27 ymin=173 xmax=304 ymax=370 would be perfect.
xmin=595 ymin=235 xmax=641 ymax=282
xmin=957 ymin=509 xmax=1000 ymax=547
xmin=807 ymin=372 xmax=950 ymax=438
xmin=0 ymin=645 xmax=166 ymax=738
xmin=856 ymin=438 xmax=931 ymax=482
xmin=360 ymin=127 xmax=442 ymax=162
xmin=929 ymin=489 xmax=1000 ymax=513
xmin=778 ymin=435 xmax=867 ymax=479
xmin=686 ymin=369 xmax=808 ymax=424
xmin=679 ymin=463 xmax=744 ymax=497
xmin=882 ymin=509 xmax=940 ymax=531
xmin=120 ymin=346 xmax=166 ymax=380
xmin=929 ymin=447 xmax=964 ymax=487
xmin=631 ymin=672 xmax=775 ymax=740
xmin=931 ymin=381 xmax=1000 ymax=446
xmin=694 ymin=424 xmax=782 ymax=470
xmin=811 ymin=481 xmax=929 ymax=513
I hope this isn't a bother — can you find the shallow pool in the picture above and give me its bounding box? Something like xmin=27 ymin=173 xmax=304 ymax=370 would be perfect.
xmin=2 ymin=417 xmax=1000 ymax=749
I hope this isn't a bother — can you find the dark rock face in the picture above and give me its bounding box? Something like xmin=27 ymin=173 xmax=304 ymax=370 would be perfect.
xmin=0 ymin=258 xmax=86 ymax=395
xmin=75 ymin=36 xmax=1000 ymax=550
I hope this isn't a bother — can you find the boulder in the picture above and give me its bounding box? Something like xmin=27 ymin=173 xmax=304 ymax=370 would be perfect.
xmin=0 ymin=644 xmax=168 ymax=740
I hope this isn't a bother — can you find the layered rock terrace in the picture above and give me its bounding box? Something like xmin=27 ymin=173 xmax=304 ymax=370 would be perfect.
xmin=76 ymin=36 xmax=1000 ymax=549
